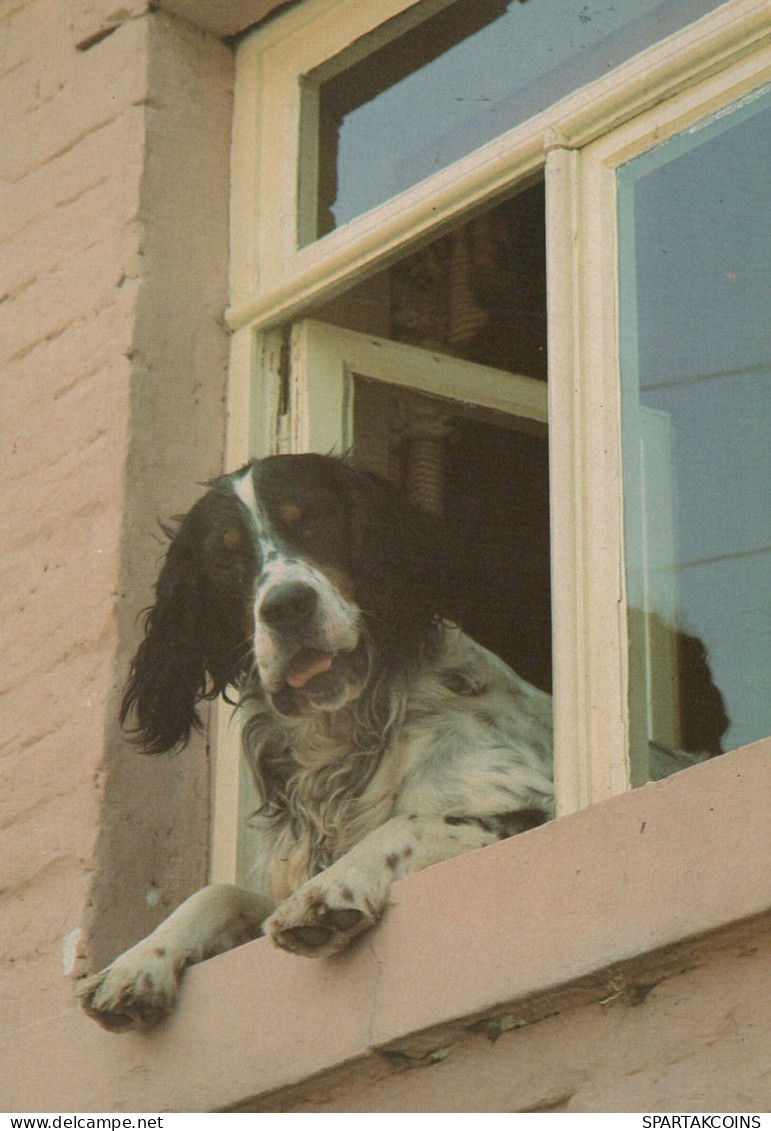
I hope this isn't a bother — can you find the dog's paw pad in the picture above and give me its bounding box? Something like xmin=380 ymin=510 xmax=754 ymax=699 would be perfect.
xmin=266 ymin=889 xmax=374 ymax=957
xmin=283 ymin=925 xmax=335 ymax=951
xmin=77 ymin=951 xmax=179 ymax=1031
xmin=325 ymin=908 xmax=364 ymax=933
xmin=281 ymin=908 xmax=365 ymax=952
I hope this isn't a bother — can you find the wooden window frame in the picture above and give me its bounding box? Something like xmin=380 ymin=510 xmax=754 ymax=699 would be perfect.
xmin=227 ymin=0 xmax=767 ymax=329
xmin=215 ymin=0 xmax=771 ymax=876
xmin=562 ymin=47 xmax=771 ymax=807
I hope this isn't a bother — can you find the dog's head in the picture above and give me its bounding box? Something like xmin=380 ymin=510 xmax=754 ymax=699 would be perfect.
xmin=121 ymin=454 xmax=443 ymax=752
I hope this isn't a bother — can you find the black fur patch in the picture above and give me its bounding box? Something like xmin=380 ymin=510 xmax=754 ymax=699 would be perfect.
xmin=444 ymin=809 xmax=547 ymax=839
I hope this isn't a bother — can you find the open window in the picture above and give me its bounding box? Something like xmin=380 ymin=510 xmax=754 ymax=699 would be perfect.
xmin=215 ymin=0 xmax=771 ymax=881
xmin=286 ymin=180 xmax=550 ymax=691
xmin=225 ymin=180 xmax=552 ymax=881
xmin=284 ymin=317 xmax=551 ymax=690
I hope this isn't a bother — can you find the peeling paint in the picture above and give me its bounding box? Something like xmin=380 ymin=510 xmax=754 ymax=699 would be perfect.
xmin=61 ymin=927 xmax=81 ymax=975
xmin=687 ymin=82 xmax=771 ymax=135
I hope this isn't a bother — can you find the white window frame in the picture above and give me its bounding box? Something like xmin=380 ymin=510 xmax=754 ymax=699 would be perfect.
xmin=215 ymin=0 xmax=771 ymax=877
xmin=227 ymin=0 xmax=767 ymax=329
xmin=285 ymin=318 xmax=548 ymax=452
xmin=568 ymin=48 xmax=771 ymax=805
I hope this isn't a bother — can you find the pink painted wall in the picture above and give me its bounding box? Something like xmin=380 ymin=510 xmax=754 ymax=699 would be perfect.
xmin=0 ymin=0 xmax=232 ymax=1036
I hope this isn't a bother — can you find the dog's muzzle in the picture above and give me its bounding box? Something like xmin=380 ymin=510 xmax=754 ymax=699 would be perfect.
xmin=259 ymin=581 xmax=337 ymax=689
xmin=254 ymin=568 xmax=363 ymax=713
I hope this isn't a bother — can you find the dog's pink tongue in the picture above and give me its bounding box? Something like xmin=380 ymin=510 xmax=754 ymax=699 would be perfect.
xmin=285 ymin=649 xmax=334 ymax=689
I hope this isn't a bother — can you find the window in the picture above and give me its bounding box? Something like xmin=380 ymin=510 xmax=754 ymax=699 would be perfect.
xmin=216 ymin=0 xmax=770 ymax=878
xmin=618 ymin=84 xmax=771 ymax=784
xmin=286 ymin=311 xmax=550 ymax=683
xmin=301 ymin=0 xmax=727 ymax=241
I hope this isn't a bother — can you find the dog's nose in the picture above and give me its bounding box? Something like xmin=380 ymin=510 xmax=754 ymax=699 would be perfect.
xmin=259 ymin=581 xmax=318 ymax=629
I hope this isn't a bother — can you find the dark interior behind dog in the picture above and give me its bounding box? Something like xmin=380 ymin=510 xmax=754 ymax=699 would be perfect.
xmin=79 ymin=453 xmax=554 ymax=1030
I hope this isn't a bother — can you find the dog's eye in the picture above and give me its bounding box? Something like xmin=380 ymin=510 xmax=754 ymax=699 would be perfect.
xmin=277 ymin=494 xmax=346 ymax=538
xmin=277 ymin=501 xmax=325 ymax=538
xmin=209 ymin=551 xmax=237 ymax=572
xmin=278 ymin=503 xmax=304 ymax=527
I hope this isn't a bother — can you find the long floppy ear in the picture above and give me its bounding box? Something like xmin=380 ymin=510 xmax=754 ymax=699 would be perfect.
xmin=120 ymin=521 xmax=212 ymax=755
xmin=120 ymin=488 xmax=255 ymax=754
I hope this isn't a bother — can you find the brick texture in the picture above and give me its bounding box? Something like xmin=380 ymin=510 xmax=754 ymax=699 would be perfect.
xmin=0 ymin=0 xmax=232 ymax=1036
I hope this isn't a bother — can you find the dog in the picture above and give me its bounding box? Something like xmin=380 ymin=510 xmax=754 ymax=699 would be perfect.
xmin=78 ymin=453 xmax=554 ymax=1030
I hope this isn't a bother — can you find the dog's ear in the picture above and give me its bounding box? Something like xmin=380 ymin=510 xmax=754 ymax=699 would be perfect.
xmin=120 ymin=524 xmax=212 ymax=754
xmin=345 ymin=468 xmax=447 ymax=661
xmin=120 ymin=492 xmax=255 ymax=754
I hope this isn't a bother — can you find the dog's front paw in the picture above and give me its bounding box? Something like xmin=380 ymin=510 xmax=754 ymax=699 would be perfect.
xmin=77 ymin=943 xmax=181 ymax=1032
xmin=265 ymin=874 xmax=385 ymax=957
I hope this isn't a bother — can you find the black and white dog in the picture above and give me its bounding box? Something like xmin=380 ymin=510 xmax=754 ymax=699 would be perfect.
xmin=79 ymin=454 xmax=553 ymax=1030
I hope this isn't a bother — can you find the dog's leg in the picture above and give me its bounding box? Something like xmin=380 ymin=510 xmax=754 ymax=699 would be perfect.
xmin=265 ymin=812 xmax=520 ymax=957
xmin=78 ymin=884 xmax=272 ymax=1030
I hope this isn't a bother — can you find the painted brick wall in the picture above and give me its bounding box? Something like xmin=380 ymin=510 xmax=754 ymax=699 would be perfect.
xmin=0 ymin=0 xmax=233 ymax=1037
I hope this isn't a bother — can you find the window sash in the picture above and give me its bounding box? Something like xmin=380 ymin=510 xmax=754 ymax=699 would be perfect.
xmin=228 ymin=0 xmax=768 ymax=332
xmin=561 ymin=38 xmax=771 ymax=811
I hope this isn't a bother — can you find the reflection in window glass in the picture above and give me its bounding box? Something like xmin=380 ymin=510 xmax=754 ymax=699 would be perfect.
xmin=301 ymin=0 xmax=725 ymax=241
xmin=618 ymin=85 xmax=771 ymax=781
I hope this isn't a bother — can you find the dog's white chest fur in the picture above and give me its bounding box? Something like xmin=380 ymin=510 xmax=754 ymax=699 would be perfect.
xmin=241 ymin=623 xmax=553 ymax=902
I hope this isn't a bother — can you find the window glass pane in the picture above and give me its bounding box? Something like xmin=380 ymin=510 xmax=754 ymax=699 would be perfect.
xmin=618 ymin=85 xmax=771 ymax=780
xmin=302 ymin=0 xmax=725 ymax=242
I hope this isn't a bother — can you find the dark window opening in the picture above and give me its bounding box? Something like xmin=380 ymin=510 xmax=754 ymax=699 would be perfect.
xmin=312 ymin=182 xmax=551 ymax=691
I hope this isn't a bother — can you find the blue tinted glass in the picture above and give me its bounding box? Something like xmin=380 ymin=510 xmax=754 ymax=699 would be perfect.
xmin=307 ymin=0 xmax=725 ymax=239
xmin=618 ymin=85 xmax=771 ymax=773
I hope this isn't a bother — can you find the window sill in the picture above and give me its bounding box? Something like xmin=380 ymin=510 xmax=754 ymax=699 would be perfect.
xmin=6 ymin=737 xmax=770 ymax=1112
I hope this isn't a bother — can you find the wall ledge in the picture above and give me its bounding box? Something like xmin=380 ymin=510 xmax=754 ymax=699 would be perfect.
xmin=157 ymin=0 xmax=296 ymax=38
xmin=3 ymin=738 xmax=769 ymax=1112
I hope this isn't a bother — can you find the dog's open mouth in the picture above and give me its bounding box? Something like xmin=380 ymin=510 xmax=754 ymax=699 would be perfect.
xmin=270 ymin=644 xmax=366 ymax=715
xmin=284 ymin=647 xmax=335 ymax=689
